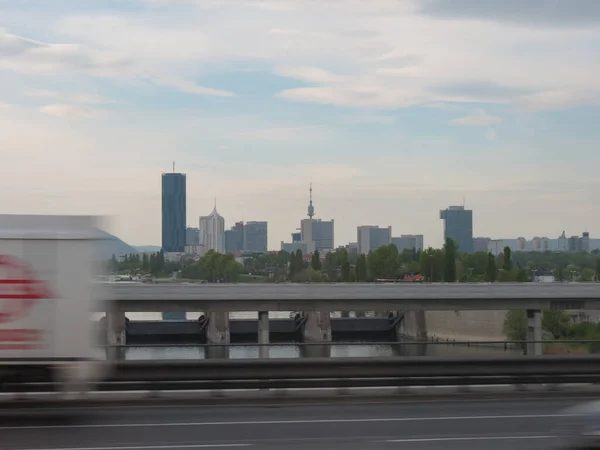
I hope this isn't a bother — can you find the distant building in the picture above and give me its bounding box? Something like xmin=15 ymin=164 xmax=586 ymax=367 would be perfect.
xmin=301 ymin=218 xmax=334 ymax=252
xmin=487 ymin=239 xmax=504 ymax=256
xmin=281 ymin=241 xmax=314 ymax=255
xmin=161 ymin=172 xmax=186 ymax=253
xmin=392 ymin=234 xmax=424 ymax=253
xmin=244 ymin=221 xmax=268 ymax=252
xmin=473 ymin=237 xmax=491 ymax=253
xmin=490 ymin=232 xmax=596 ymax=253
xmin=198 ymin=202 xmax=225 ymax=255
xmin=440 ymin=205 xmax=474 ymax=253
xmin=569 ymin=232 xmax=590 ymax=253
xmin=164 ymin=252 xmax=185 ymax=263
xmin=225 ymin=221 xmax=244 ymax=253
xmin=184 ymin=244 xmax=204 ymax=255
xmin=186 ymin=227 xmax=199 ymax=246
xmin=291 ymin=232 xmax=301 ymax=243
xmin=357 ymin=225 xmax=392 ymax=255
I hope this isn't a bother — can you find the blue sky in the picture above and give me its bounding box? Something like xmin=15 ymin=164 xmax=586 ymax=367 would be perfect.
xmin=1 ymin=0 xmax=600 ymax=248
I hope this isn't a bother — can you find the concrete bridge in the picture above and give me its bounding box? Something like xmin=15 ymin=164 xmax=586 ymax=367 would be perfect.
xmin=97 ymin=283 xmax=600 ymax=358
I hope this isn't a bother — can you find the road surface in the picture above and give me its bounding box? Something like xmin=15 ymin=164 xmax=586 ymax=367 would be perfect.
xmin=0 ymin=395 xmax=590 ymax=450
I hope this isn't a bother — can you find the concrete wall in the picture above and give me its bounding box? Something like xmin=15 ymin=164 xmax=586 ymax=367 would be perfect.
xmin=401 ymin=310 xmax=508 ymax=341
xmin=425 ymin=310 xmax=508 ymax=341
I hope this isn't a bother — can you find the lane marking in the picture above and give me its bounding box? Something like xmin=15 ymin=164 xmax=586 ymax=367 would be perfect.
xmin=0 ymin=413 xmax=579 ymax=431
xmin=14 ymin=444 xmax=251 ymax=450
xmin=383 ymin=435 xmax=554 ymax=443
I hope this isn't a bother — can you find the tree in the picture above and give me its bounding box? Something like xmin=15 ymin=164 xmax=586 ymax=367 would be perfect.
xmin=485 ymin=252 xmax=497 ymax=282
xmin=419 ymin=247 xmax=444 ymax=282
xmin=503 ymin=310 xmax=527 ymax=341
xmin=311 ymin=250 xmax=322 ymax=271
xmin=443 ymin=238 xmax=457 ymax=282
xmin=367 ymin=244 xmax=400 ymax=279
xmin=597 ymin=259 xmax=600 ymax=281
xmin=515 ymin=263 xmax=529 ymax=282
xmin=543 ymin=310 xmax=570 ymax=339
xmin=323 ymin=252 xmax=339 ymax=281
xmin=503 ymin=246 xmax=513 ymax=272
xmin=355 ymin=254 xmax=368 ymax=282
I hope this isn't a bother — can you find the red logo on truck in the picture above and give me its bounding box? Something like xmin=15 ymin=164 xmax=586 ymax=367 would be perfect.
xmin=0 ymin=255 xmax=55 ymax=324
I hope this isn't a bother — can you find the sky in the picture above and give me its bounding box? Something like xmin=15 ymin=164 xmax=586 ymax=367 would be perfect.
xmin=1 ymin=0 xmax=600 ymax=249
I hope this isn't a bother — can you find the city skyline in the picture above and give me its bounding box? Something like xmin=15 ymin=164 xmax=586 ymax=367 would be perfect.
xmin=2 ymin=1 xmax=600 ymax=248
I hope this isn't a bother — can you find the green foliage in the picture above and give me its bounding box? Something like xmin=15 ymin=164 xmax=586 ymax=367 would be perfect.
xmin=311 ymin=250 xmax=322 ymax=271
xmin=419 ymin=247 xmax=444 ymax=281
xmin=543 ymin=310 xmax=571 ymax=339
xmin=485 ymin=252 xmax=497 ymax=282
xmin=443 ymin=238 xmax=457 ymax=282
xmin=367 ymin=244 xmax=400 ymax=279
xmin=503 ymin=309 xmax=600 ymax=353
xmin=355 ymin=254 xmax=368 ymax=282
xmin=503 ymin=310 xmax=527 ymax=341
xmin=503 ymin=246 xmax=513 ymax=272
xmin=181 ymin=250 xmax=244 ymax=282
xmin=338 ymin=249 xmax=351 ymax=282
xmin=515 ymin=264 xmax=529 ymax=282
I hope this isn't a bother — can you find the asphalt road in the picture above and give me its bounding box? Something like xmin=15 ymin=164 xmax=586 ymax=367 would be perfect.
xmin=0 ymin=395 xmax=592 ymax=450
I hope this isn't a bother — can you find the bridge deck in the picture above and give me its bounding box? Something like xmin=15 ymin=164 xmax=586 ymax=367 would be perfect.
xmin=96 ymin=283 xmax=600 ymax=312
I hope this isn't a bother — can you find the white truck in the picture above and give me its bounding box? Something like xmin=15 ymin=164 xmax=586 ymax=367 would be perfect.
xmin=0 ymin=214 xmax=113 ymax=397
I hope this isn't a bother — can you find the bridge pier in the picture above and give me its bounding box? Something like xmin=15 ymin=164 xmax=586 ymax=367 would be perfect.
xmin=106 ymin=311 xmax=126 ymax=361
xmin=400 ymin=310 xmax=428 ymax=341
xmin=526 ymin=309 xmax=542 ymax=356
xmin=258 ymin=311 xmax=269 ymax=359
xmin=206 ymin=312 xmax=229 ymax=359
xmin=301 ymin=310 xmax=332 ymax=358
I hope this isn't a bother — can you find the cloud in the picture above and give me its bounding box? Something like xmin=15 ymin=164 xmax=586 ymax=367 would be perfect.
xmin=233 ymin=125 xmax=328 ymax=141
xmin=24 ymin=89 xmax=59 ymax=98
xmin=71 ymin=94 xmax=114 ymax=105
xmin=418 ymin=0 xmax=600 ymax=27
xmin=29 ymin=3 xmax=600 ymax=111
xmin=516 ymin=90 xmax=600 ymax=112
xmin=39 ymin=103 xmax=106 ymax=119
xmin=0 ymin=29 xmax=133 ymax=75
xmin=150 ymin=75 xmax=235 ymax=97
xmin=276 ymin=85 xmax=427 ymax=109
xmin=275 ymin=66 xmax=346 ymax=84
xmin=450 ymin=110 xmax=502 ymax=126
xmin=1 ymin=29 xmax=232 ymax=98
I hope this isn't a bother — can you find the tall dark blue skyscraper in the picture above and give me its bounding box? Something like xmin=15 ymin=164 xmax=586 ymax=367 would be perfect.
xmin=161 ymin=171 xmax=186 ymax=253
xmin=440 ymin=205 xmax=473 ymax=253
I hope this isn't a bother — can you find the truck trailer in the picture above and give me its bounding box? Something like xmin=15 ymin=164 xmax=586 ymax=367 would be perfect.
xmin=0 ymin=214 xmax=113 ymax=397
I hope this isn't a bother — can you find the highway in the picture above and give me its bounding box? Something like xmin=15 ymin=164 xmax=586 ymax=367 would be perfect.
xmin=0 ymin=395 xmax=592 ymax=450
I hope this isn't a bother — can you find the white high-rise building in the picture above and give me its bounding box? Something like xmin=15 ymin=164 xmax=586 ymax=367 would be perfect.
xmin=357 ymin=225 xmax=392 ymax=255
xmin=198 ymin=201 xmax=225 ymax=255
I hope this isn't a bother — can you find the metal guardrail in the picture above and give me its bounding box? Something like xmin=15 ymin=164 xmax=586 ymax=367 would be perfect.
xmin=108 ymin=356 xmax=600 ymax=382
xmin=5 ymin=356 xmax=600 ymax=393
xmin=102 ymin=339 xmax=600 ymax=348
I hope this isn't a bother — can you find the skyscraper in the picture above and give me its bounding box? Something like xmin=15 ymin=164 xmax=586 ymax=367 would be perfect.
xmin=440 ymin=205 xmax=473 ymax=253
xmin=244 ymin=221 xmax=268 ymax=252
xmin=225 ymin=221 xmax=244 ymax=253
xmin=199 ymin=200 xmax=225 ymax=254
xmin=161 ymin=170 xmax=186 ymax=253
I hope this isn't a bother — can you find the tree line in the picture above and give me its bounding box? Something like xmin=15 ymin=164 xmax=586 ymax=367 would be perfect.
xmin=108 ymin=250 xmax=178 ymax=276
xmin=107 ymin=242 xmax=600 ymax=283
